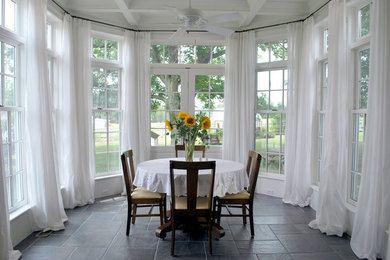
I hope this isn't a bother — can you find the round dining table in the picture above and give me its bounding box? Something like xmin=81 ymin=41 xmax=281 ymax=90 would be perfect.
xmin=133 ymin=158 xmax=248 ymax=197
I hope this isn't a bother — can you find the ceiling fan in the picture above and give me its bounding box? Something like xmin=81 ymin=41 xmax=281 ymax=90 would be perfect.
xmin=166 ymin=0 xmax=241 ymax=38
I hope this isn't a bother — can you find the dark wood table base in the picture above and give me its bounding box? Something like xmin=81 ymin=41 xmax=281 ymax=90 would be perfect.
xmin=155 ymin=216 xmax=225 ymax=239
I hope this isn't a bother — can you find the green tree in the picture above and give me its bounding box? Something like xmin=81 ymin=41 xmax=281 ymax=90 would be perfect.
xmin=150 ymin=45 xmax=225 ymax=115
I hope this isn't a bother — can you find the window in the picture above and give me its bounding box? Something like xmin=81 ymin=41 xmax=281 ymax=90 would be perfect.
xmin=255 ymin=40 xmax=288 ymax=175
xmin=350 ymin=47 xmax=369 ymax=202
xmin=0 ymin=40 xmax=25 ymax=211
xmin=358 ymin=4 xmax=370 ymax=38
xmin=46 ymin=22 xmax=52 ymax=50
xmin=0 ymin=0 xmax=16 ymax=32
xmin=91 ymin=36 xmax=121 ymax=176
xmin=92 ymin=37 xmax=119 ymax=61
xmin=150 ymin=45 xmax=225 ymax=64
xmin=349 ymin=2 xmax=370 ymax=203
xmin=317 ymin=27 xmax=328 ymax=184
xmin=150 ymin=45 xmax=225 ymax=147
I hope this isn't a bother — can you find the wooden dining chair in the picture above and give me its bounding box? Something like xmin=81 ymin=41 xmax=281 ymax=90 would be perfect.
xmin=169 ymin=160 xmax=216 ymax=255
xmin=174 ymin=144 xmax=206 ymax=158
xmin=213 ymin=151 xmax=262 ymax=237
xmin=121 ymin=150 xmax=166 ymax=236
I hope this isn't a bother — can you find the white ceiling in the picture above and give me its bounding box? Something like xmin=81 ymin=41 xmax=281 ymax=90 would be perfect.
xmin=54 ymin=0 xmax=328 ymax=31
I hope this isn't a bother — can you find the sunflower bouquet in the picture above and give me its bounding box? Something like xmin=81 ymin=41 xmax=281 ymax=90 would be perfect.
xmin=166 ymin=111 xmax=210 ymax=161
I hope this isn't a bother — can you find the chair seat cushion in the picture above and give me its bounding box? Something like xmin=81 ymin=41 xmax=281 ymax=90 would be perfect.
xmin=174 ymin=196 xmax=209 ymax=210
xmin=219 ymin=190 xmax=250 ymax=200
xmin=131 ymin=187 xmax=163 ymax=199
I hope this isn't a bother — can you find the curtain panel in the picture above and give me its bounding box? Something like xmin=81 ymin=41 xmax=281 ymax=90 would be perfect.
xmin=350 ymin=0 xmax=390 ymax=258
xmin=283 ymin=18 xmax=317 ymax=207
xmin=222 ymin=31 xmax=256 ymax=164
xmin=309 ymin=0 xmax=350 ymax=236
xmin=121 ymin=31 xmax=151 ymax=167
xmin=57 ymin=15 xmax=95 ymax=209
xmin=24 ymin=0 xmax=67 ymax=231
xmin=0 ymin=142 xmax=21 ymax=260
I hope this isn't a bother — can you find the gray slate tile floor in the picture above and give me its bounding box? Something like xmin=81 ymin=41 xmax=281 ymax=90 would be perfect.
xmin=16 ymin=194 xmax=361 ymax=260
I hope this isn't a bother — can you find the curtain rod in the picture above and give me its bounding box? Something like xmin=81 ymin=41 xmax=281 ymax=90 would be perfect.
xmin=51 ymin=0 xmax=331 ymax=34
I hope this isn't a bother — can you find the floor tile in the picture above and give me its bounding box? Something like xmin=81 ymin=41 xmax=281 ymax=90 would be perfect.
xmin=14 ymin=194 xmax=360 ymax=260
xmin=269 ymin=224 xmax=301 ymax=235
xmin=21 ymin=246 xmax=74 ymax=260
xmin=102 ymin=247 xmax=156 ymax=260
xmin=236 ymin=240 xmax=287 ymax=254
xmin=156 ymin=240 xmax=206 ymax=259
xmin=32 ymin=234 xmax=70 ymax=247
xmin=276 ymin=234 xmax=332 ymax=253
xmin=291 ymin=252 xmax=344 ymax=260
xmin=67 ymin=247 xmax=107 ymax=260
xmin=256 ymin=253 xmax=293 ymax=260
xmin=210 ymin=240 xmax=240 ymax=256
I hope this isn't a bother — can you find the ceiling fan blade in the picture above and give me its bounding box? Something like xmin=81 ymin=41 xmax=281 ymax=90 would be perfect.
xmin=165 ymin=6 xmax=185 ymax=20
xmin=170 ymin=26 xmax=188 ymax=39
xmin=203 ymin=25 xmax=234 ymax=37
xmin=206 ymin=13 xmax=242 ymax=23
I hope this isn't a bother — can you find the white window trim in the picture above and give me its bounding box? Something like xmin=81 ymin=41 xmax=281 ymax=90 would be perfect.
xmin=150 ymin=66 xmax=225 ymax=149
xmin=91 ymin=34 xmax=123 ymax=178
xmin=255 ymin=40 xmax=288 ymax=179
xmin=346 ymin=0 xmax=371 ymax=206
xmin=0 ymin=21 xmax=26 ymax=213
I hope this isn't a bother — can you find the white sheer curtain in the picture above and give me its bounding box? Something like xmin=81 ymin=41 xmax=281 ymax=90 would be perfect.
xmin=121 ymin=31 xmax=151 ymax=165
xmin=25 ymin=0 xmax=66 ymax=231
xmin=222 ymin=31 xmax=255 ymax=164
xmin=350 ymin=0 xmax=390 ymax=258
xmin=57 ymin=15 xmax=95 ymax=209
xmin=0 ymin=144 xmax=21 ymax=259
xmin=283 ymin=18 xmax=316 ymax=207
xmin=309 ymin=0 xmax=350 ymax=236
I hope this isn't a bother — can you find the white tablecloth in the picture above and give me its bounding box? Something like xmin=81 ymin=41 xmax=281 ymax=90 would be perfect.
xmin=133 ymin=158 xmax=248 ymax=197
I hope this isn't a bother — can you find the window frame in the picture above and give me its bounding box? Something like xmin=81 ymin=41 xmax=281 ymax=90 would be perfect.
xmin=314 ymin=24 xmax=328 ymax=186
xmin=0 ymin=6 xmax=26 ymax=213
xmin=90 ymin=32 xmax=122 ymax=178
xmin=149 ymin=66 xmax=225 ymax=148
xmin=255 ymin=39 xmax=288 ymax=178
xmin=347 ymin=0 xmax=371 ymax=206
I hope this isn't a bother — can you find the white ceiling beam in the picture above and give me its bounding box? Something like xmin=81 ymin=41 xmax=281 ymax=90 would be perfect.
xmin=71 ymin=8 xmax=121 ymax=13
xmin=239 ymin=0 xmax=267 ymax=27
xmin=114 ymin=0 xmax=138 ymax=26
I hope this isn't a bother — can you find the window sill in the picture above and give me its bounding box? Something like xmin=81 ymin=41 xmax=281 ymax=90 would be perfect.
xmin=10 ymin=204 xmax=31 ymax=221
xmin=345 ymin=202 xmax=358 ymax=213
xmin=95 ymin=173 xmax=122 ymax=181
xmin=311 ymin=185 xmax=320 ymax=192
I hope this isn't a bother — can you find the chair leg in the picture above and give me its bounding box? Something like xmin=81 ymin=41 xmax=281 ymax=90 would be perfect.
xmin=249 ymin=203 xmax=254 ymax=237
xmin=217 ymin=203 xmax=222 ymax=225
xmin=171 ymin=218 xmax=175 ymax=256
xmin=132 ymin=204 xmax=137 ymax=224
xmin=242 ymin=204 xmax=247 ymax=225
xmin=208 ymin=217 xmax=212 ymax=255
xmin=159 ymin=200 xmax=164 ymax=226
xmin=212 ymin=197 xmax=217 ymax=223
xmin=126 ymin=203 xmax=131 ymax=236
xmin=163 ymin=194 xmax=167 ymax=223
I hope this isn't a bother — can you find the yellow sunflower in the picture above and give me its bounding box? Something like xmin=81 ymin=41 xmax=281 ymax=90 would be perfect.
xmin=201 ymin=117 xmax=211 ymax=130
xmin=184 ymin=116 xmax=196 ymax=126
xmin=178 ymin=112 xmax=189 ymax=119
xmin=165 ymin=120 xmax=172 ymax=131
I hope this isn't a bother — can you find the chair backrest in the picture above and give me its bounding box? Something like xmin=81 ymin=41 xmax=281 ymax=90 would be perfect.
xmin=175 ymin=144 xmax=206 ymax=158
xmin=169 ymin=160 xmax=216 ymax=213
xmin=121 ymin=150 xmax=136 ymax=197
xmin=246 ymin=151 xmax=262 ymax=200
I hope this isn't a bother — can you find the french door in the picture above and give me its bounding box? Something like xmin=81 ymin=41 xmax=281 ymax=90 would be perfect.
xmin=150 ymin=68 xmax=224 ymax=147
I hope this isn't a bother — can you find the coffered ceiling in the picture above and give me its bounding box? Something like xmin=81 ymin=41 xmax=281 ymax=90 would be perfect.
xmin=53 ymin=0 xmax=328 ymax=31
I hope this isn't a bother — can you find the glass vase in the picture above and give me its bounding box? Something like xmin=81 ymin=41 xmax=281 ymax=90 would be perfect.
xmin=185 ymin=140 xmax=195 ymax=162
